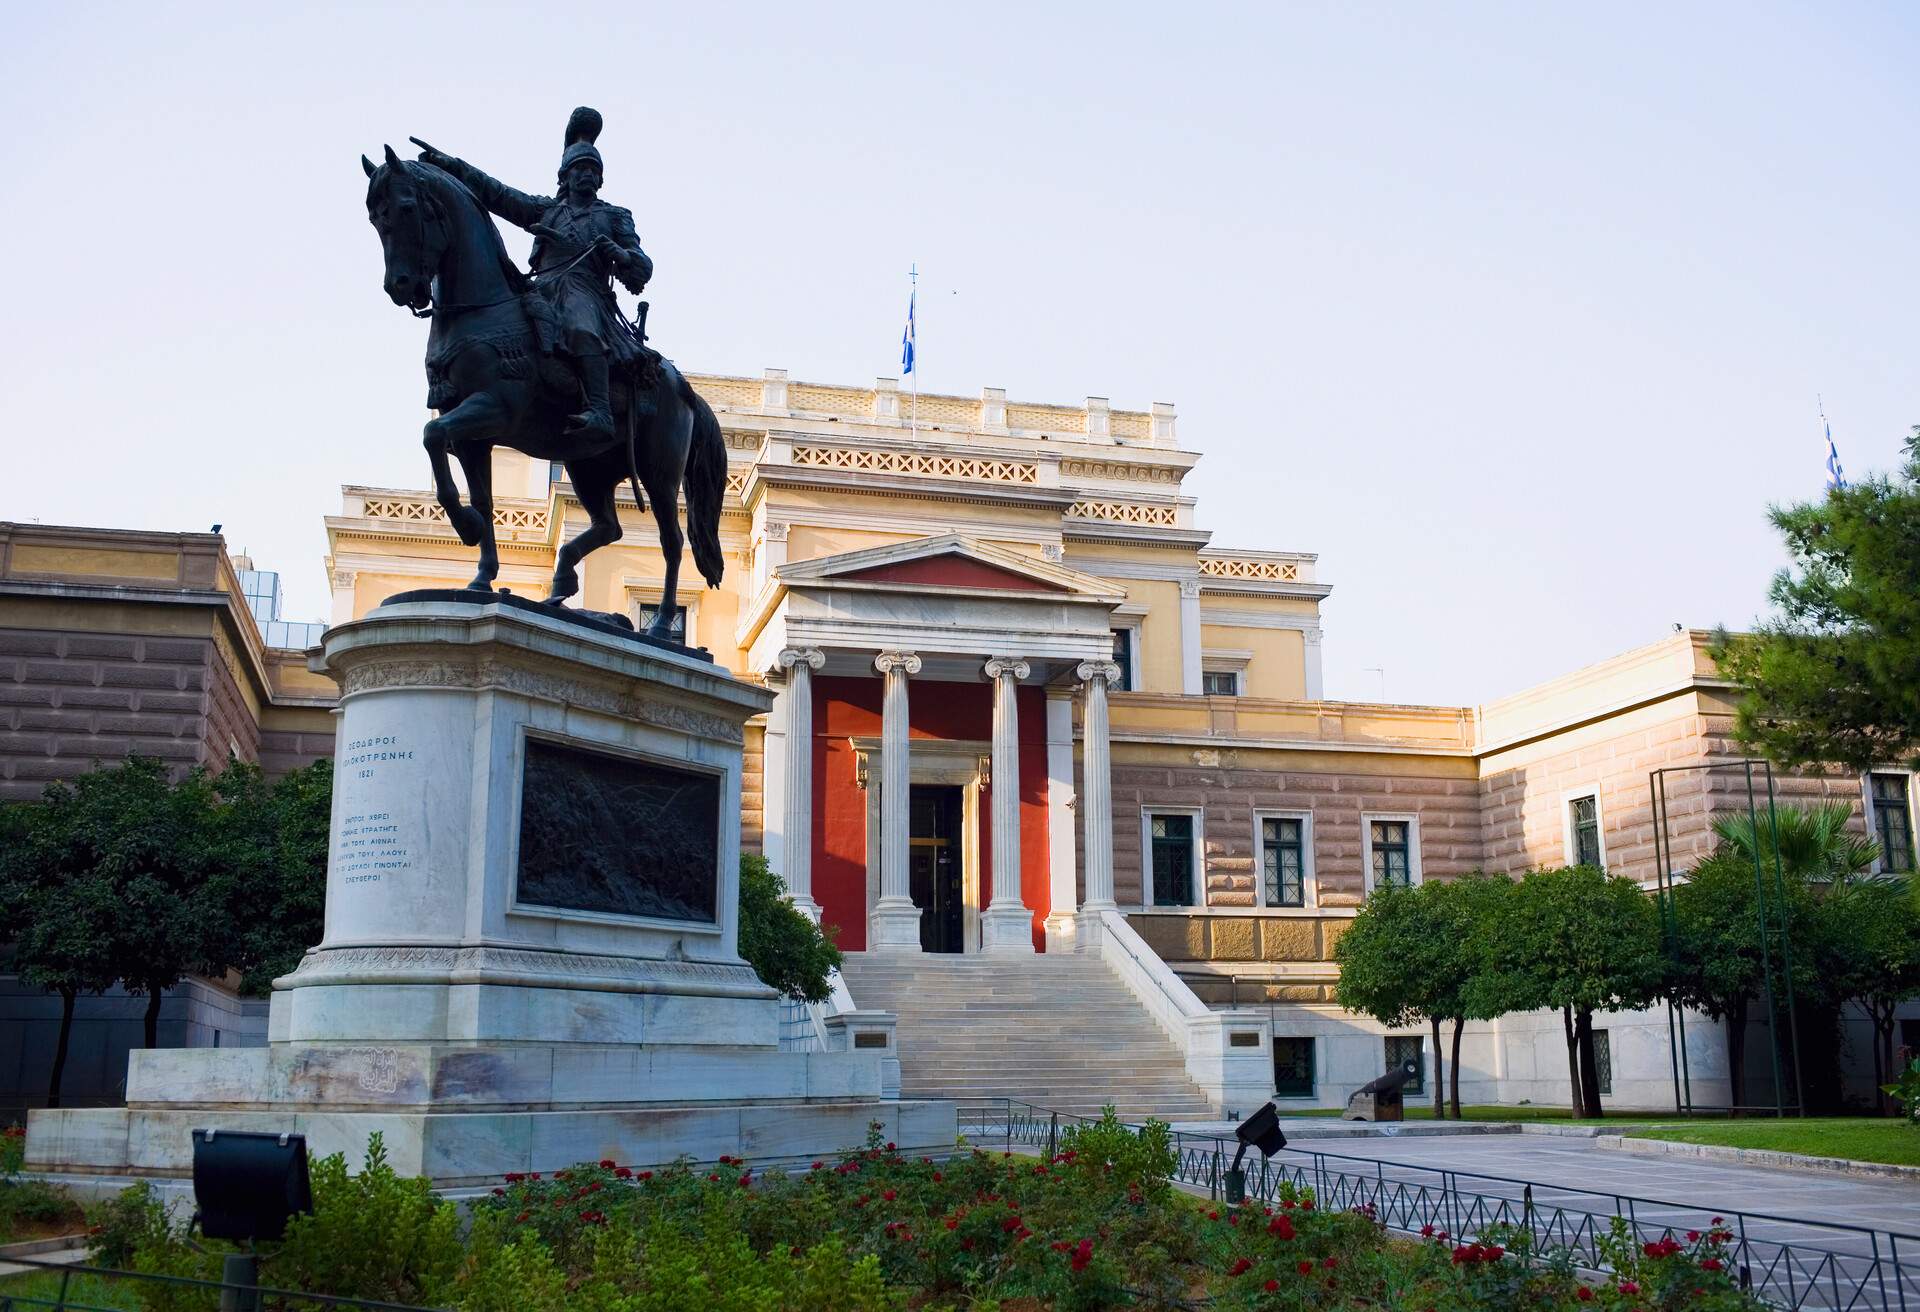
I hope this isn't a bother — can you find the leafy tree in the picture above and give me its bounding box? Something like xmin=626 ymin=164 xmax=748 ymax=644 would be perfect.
xmin=200 ymin=759 xmax=333 ymax=994
xmin=0 ymin=799 xmax=120 ymax=1107
xmin=737 ymin=854 xmax=841 ymax=1003
xmin=1435 ymin=871 xmax=1522 ymax=1118
xmin=1666 ymin=851 xmax=1821 ymax=1110
xmin=1334 ymin=882 xmax=1466 ymax=1118
xmin=1714 ymin=427 xmax=1920 ymax=773
xmin=1497 ymin=866 xmax=1665 ymax=1118
xmin=1814 ymin=876 xmax=1920 ymax=1112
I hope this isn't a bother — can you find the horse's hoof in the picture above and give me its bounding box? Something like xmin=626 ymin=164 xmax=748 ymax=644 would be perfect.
xmin=544 ymin=577 xmax=579 ymax=605
xmin=449 ymin=506 xmax=487 ymax=547
xmin=465 ymin=573 xmax=496 ymax=592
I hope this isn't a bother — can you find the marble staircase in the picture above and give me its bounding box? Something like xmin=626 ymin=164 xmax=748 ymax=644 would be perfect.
xmin=836 ymin=952 xmax=1220 ymax=1120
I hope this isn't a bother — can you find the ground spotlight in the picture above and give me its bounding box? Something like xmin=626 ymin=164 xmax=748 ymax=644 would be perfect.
xmin=1224 ymin=1100 xmax=1289 ymax=1205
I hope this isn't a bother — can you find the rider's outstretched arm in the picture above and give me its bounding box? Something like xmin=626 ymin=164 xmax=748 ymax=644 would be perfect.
xmin=411 ymin=138 xmax=550 ymax=230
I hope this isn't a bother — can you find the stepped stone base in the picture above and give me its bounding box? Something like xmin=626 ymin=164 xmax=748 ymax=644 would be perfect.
xmin=29 ymin=1098 xmax=955 ymax=1188
xmin=838 ymin=953 xmax=1220 ymax=1120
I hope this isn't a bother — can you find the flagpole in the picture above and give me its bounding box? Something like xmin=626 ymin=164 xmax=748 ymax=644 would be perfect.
xmin=909 ymin=264 xmax=919 ymax=439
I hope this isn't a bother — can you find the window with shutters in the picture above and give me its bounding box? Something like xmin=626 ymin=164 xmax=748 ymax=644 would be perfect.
xmin=1568 ymin=793 xmax=1604 ymax=868
xmin=1870 ymin=774 xmax=1915 ymax=873
xmin=1383 ymin=1036 xmax=1425 ymax=1095
xmin=1147 ymin=812 xmax=1198 ymax=906
xmin=1365 ymin=816 xmax=1418 ymax=890
xmin=1273 ymin=1037 xmax=1315 ymax=1098
xmin=1260 ymin=816 xmax=1308 ymax=907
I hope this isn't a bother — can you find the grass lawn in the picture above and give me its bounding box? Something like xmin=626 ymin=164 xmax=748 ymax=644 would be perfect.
xmin=1627 ymin=1118 xmax=1920 ymax=1167
xmin=1280 ymin=1103 xmax=1711 ymax=1125
xmin=0 ymin=1270 xmax=138 ymax=1310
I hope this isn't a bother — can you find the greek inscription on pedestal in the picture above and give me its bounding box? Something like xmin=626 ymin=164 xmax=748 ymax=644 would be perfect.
xmin=333 ymin=733 xmax=416 ymax=888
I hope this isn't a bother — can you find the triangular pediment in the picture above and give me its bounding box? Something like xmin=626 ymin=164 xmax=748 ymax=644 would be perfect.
xmin=777 ymin=534 xmax=1120 ymax=599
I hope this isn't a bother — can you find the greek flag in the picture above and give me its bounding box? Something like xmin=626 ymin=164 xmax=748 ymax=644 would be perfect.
xmin=1824 ymin=421 xmax=1847 ymax=491
xmin=900 ymin=288 xmax=916 ymax=376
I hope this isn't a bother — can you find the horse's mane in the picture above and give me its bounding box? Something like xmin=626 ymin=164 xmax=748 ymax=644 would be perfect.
xmin=399 ymin=159 xmax=530 ymax=296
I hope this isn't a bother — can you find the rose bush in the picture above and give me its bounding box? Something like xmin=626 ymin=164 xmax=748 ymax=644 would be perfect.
xmin=108 ymin=1117 xmax=1770 ymax=1310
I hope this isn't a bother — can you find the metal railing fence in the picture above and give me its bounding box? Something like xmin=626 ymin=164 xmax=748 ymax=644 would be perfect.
xmin=959 ymin=1099 xmax=1920 ymax=1312
xmin=0 ymin=1252 xmax=445 ymax=1312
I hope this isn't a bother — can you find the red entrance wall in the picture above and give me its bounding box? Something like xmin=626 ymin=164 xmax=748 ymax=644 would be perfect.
xmin=812 ymin=675 xmax=1050 ymax=952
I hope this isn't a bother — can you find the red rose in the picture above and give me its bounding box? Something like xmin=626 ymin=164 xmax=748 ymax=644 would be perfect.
xmin=1264 ymin=1279 xmax=1279 ymax=1292
xmin=1071 ymin=1238 xmax=1093 ymax=1272
xmin=599 ymin=1158 xmax=616 ymax=1169
xmin=1576 ymin=1287 xmax=1593 ymax=1301
xmin=638 ymin=1170 xmax=652 ymax=1181
xmin=1702 ymin=1258 xmax=1723 ymax=1272
xmin=1228 ymin=1258 xmax=1252 ymax=1276
xmin=882 ymin=1189 xmax=896 ymax=1201
xmin=1269 ymin=1216 xmax=1296 ymax=1240
xmin=1297 ymin=1260 xmax=1313 ymax=1275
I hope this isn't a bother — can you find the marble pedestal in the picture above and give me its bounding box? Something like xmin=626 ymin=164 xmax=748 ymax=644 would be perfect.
xmin=27 ymin=594 xmax=950 ymax=1185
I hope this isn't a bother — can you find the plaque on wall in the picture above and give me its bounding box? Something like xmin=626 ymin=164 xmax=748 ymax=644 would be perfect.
xmin=515 ymin=738 xmax=720 ymax=923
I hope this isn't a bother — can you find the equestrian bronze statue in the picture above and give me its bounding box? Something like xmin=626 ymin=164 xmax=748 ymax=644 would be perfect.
xmin=361 ymin=107 xmax=723 ymax=638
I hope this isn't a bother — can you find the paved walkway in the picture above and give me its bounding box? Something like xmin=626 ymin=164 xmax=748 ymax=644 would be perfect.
xmin=1269 ymin=1132 xmax=1920 ymax=1237
xmin=1233 ymin=1131 xmax=1920 ymax=1310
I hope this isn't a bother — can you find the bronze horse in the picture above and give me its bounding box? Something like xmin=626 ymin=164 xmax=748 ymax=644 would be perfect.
xmin=361 ymin=145 xmax=724 ymax=636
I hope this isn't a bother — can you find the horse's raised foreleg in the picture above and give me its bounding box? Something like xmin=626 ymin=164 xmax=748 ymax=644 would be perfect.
xmin=637 ymin=403 xmax=693 ymax=639
xmin=546 ymin=458 xmax=626 ymax=605
xmin=453 ymin=443 xmax=500 ymax=591
xmin=423 ymin=397 xmax=498 ymax=548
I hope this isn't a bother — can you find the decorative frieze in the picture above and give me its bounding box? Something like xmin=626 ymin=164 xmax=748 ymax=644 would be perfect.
xmin=360 ymin=496 xmax=550 ymax=535
xmin=1200 ymin=556 xmax=1302 ymax=583
xmin=1060 ymin=458 xmax=1182 ymax=485
xmin=1067 ymin=499 xmax=1179 ymax=527
xmin=790 ymin=445 xmax=1039 ymax=484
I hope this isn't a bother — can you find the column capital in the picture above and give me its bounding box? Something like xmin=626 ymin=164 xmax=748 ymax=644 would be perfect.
xmin=874 ymin=651 xmax=922 ymax=676
xmin=763 ymin=519 xmax=790 ymax=543
xmin=778 ymin=646 xmax=825 ymax=672
xmin=982 ymin=656 xmax=1031 ymax=682
xmin=1075 ymin=660 xmax=1122 ymax=686
xmin=1178 ymin=576 xmax=1202 ymax=599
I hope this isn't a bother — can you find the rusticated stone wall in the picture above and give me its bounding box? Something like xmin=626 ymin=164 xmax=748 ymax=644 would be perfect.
xmin=0 ymin=626 xmax=223 ymax=801
xmin=1103 ymin=752 xmax=1483 ymax=908
xmin=1476 ymin=690 xmax=1872 ymax=883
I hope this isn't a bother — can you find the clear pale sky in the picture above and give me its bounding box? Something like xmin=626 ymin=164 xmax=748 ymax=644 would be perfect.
xmin=3 ymin=3 xmax=1914 ymax=705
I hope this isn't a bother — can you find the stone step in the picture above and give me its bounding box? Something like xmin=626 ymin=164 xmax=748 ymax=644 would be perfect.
xmin=838 ymin=950 xmax=1217 ymax=1118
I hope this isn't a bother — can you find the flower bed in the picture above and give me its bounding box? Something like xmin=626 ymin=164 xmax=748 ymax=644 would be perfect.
xmin=109 ymin=1112 xmax=1768 ymax=1310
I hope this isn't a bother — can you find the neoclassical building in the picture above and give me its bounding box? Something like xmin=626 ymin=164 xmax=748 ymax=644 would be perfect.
xmin=3 ymin=369 xmax=1914 ymax=1115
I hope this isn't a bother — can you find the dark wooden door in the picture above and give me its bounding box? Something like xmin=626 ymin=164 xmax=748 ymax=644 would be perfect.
xmin=909 ymin=785 xmax=964 ymax=953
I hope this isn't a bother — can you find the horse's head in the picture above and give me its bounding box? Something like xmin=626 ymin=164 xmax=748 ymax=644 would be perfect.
xmin=362 ymin=145 xmax=444 ymax=311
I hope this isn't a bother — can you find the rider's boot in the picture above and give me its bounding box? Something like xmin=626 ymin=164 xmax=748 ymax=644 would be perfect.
xmin=566 ymin=353 xmax=615 ymax=442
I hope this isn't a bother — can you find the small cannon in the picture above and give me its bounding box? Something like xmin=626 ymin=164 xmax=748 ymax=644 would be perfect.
xmin=1342 ymin=1060 xmax=1419 ymax=1122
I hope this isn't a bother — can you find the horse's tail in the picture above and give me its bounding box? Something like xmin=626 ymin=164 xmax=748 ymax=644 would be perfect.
xmin=679 ymin=374 xmax=727 ymax=588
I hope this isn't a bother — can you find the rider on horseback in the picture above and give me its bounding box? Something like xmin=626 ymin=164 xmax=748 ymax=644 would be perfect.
xmin=412 ymin=106 xmax=649 ymax=443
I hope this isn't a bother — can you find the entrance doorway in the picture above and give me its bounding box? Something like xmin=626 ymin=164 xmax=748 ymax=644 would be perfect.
xmin=910 ymin=784 xmax=965 ymax=953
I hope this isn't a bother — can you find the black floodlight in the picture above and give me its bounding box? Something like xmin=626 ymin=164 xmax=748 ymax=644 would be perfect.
xmin=191 ymin=1128 xmax=312 ymax=1243
xmin=1223 ymin=1100 xmax=1289 ymax=1205
xmin=1235 ymin=1101 xmax=1289 ymax=1160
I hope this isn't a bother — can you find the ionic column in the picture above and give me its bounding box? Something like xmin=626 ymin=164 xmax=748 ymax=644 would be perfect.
xmin=980 ymin=657 xmax=1035 ymax=953
xmin=777 ymin=647 xmax=825 ymax=919
xmin=1075 ymin=660 xmax=1121 ymax=943
xmin=867 ymin=651 xmax=923 ymax=951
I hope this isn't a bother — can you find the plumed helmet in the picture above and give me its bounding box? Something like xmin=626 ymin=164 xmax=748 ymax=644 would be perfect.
xmin=558 ymin=106 xmax=604 ymax=179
